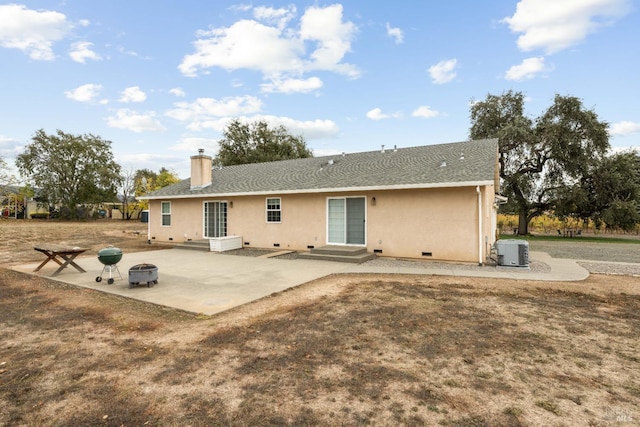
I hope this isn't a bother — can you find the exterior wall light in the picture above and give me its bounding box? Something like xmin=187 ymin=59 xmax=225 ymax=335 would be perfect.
xmin=371 ymin=197 xmax=376 ymax=206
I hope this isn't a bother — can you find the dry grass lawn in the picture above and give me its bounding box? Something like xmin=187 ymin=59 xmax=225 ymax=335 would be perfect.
xmin=0 ymin=220 xmax=638 ymax=426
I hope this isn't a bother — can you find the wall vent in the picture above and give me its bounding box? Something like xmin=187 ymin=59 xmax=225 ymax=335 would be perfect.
xmin=169 ymin=237 xmax=173 ymax=241
xmin=374 ymin=249 xmax=383 ymax=254
xmin=273 ymin=243 xmax=280 ymax=247
xmin=307 ymin=245 xmax=315 ymax=249
xmin=421 ymin=252 xmax=432 ymax=257
xmin=244 ymin=242 xmax=250 ymax=246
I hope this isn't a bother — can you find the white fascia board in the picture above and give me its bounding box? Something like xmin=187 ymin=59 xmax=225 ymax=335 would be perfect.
xmin=140 ymin=180 xmax=495 ymax=200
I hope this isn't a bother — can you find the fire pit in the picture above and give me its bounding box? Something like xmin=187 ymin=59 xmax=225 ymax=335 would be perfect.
xmin=128 ymin=263 xmax=158 ymax=288
xmin=96 ymin=246 xmax=123 ymax=285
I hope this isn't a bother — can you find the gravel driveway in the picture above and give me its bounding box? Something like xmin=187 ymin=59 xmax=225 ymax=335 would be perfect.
xmin=529 ymin=240 xmax=640 ymax=276
xmin=528 ymin=240 xmax=640 ymax=263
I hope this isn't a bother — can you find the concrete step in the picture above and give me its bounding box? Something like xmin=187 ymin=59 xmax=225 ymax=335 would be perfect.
xmin=173 ymin=240 xmax=210 ymax=252
xmin=298 ymin=251 xmax=376 ymax=264
xmin=309 ymin=245 xmax=368 ymax=257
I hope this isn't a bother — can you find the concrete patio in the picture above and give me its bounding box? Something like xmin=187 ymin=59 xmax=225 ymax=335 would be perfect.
xmin=11 ymin=248 xmax=589 ymax=315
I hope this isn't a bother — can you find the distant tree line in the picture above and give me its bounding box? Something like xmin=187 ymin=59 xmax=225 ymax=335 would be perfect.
xmin=2 ymin=109 xmax=638 ymax=231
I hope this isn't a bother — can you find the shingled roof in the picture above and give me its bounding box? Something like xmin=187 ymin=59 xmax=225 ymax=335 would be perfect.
xmin=143 ymin=138 xmax=498 ymax=199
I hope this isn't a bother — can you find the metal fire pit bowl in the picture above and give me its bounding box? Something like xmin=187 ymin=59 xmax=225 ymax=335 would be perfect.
xmin=128 ymin=263 xmax=158 ymax=288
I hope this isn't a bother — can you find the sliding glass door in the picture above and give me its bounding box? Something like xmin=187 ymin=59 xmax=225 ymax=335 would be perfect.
xmin=204 ymin=201 xmax=227 ymax=238
xmin=327 ymin=197 xmax=365 ymax=245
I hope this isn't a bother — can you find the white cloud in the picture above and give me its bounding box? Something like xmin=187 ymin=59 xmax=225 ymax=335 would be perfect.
xmin=165 ymin=96 xmax=263 ymax=128
xmin=179 ymin=19 xmax=302 ymax=77
xmin=261 ymin=76 xmax=323 ymax=94
xmin=64 ymin=83 xmax=103 ymax=102
xmin=0 ymin=135 xmax=20 ymax=158
xmin=169 ymin=137 xmax=220 ymax=153
xmin=504 ymin=56 xmax=548 ymax=81
xmin=0 ymin=4 xmax=72 ymax=60
xmin=106 ymin=109 xmax=166 ymax=133
xmin=412 ymin=106 xmax=440 ymax=118
xmin=119 ymin=86 xmax=147 ymax=103
xmin=69 ymin=41 xmax=101 ymax=63
xmin=503 ymin=0 xmax=631 ymax=54
xmin=386 ymin=23 xmax=403 ymax=44
xmin=610 ymin=121 xmax=640 ymax=136
xmin=117 ymin=153 xmax=188 ymax=178
xmin=250 ymin=115 xmax=339 ymax=140
xmin=367 ymin=108 xmax=387 ymax=120
xmin=169 ymin=88 xmax=186 ymax=97
xmin=117 ymin=46 xmax=140 ymax=57
xmin=428 ymin=59 xmax=457 ymax=84
xmin=0 ymin=135 xmax=17 ymax=144
xmin=186 ymin=115 xmax=339 ymax=140
xmin=253 ymin=5 xmax=296 ymax=28
xmin=300 ymin=5 xmax=359 ymax=77
xmin=178 ymin=4 xmax=359 ymax=80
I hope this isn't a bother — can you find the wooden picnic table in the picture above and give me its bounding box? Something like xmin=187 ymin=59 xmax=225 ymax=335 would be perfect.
xmin=33 ymin=245 xmax=89 ymax=277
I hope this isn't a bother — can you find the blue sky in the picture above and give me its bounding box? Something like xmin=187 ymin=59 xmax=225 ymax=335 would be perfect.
xmin=1 ymin=0 xmax=638 ymax=180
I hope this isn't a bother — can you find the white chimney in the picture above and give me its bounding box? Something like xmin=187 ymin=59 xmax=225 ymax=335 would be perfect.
xmin=190 ymin=149 xmax=212 ymax=190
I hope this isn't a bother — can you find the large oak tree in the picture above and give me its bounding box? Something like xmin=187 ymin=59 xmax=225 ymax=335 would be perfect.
xmin=16 ymin=129 xmax=122 ymax=219
xmin=556 ymin=151 xmax=640 ymax=231
xmin=216 ymin=119 xmax=313 ymax=166
xmin=470 ymin=91 xmax=609 ymax=235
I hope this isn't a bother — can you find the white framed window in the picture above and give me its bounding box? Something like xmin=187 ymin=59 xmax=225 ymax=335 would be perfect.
xmin=161 ymin=201 xmax=171 ymax=226
xmin=266 ymin=197 xmax=281 ymax=223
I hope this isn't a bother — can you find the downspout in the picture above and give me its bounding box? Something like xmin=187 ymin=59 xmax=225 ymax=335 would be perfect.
xmin=476 ymin=186 xmax=483 ymax=266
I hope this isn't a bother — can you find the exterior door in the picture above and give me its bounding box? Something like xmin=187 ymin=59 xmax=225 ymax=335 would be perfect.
xmin=204 ymin=201 xmax=227 ymax=238
xmin=327 ymin=197 xmax=365 ymax=245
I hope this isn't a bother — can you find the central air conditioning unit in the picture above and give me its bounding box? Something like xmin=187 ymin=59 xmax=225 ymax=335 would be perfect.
xmin=495 ymin=239 xmax=529 ymax=267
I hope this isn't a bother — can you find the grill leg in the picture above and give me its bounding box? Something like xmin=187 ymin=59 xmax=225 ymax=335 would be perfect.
xmin=97 ymin=264 xmax=122 ymax=284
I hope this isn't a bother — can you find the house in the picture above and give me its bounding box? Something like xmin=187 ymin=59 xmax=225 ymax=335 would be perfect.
xmin=141 ymin=138 xmax=500 ymax=264
xmin=0 ymin=184 xmax=49 ymax=219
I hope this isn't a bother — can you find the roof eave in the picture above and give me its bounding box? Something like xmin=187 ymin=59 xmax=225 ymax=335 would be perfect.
xmin=139 ymin=180 xmax=496 ymax=200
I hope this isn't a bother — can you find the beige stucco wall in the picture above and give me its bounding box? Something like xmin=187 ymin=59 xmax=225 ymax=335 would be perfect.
xmin=148 ymin=184 xmax=497 ymax=263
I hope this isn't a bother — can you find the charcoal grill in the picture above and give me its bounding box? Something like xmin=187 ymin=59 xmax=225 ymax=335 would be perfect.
xmin=96 ymin=246 xmax=123 ymax=285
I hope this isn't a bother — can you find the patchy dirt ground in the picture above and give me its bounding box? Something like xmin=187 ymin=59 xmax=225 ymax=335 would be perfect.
xmin=0 ymin=219 xmax=164 ymax=265
xmin=1 ymin=220 xmax=639 ymax=426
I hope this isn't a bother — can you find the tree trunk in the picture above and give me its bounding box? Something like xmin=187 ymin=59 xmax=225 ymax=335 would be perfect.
xmin=517 ymin=210 xmax=529 ymax=235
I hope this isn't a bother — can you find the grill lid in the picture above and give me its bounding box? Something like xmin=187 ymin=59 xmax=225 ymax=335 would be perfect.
xmin=97 ymin=246 xmax=123 ymax=265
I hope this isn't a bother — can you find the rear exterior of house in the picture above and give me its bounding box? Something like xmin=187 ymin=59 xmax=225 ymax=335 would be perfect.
xmin=142 ymin=139 xmax=500 ymax=264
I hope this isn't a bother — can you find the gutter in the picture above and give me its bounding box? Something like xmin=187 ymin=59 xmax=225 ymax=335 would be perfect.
xmin=139 ymin=180 xmax=496 ymax=200
xmin=476 ymin=185 xmax=483 ymax=266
